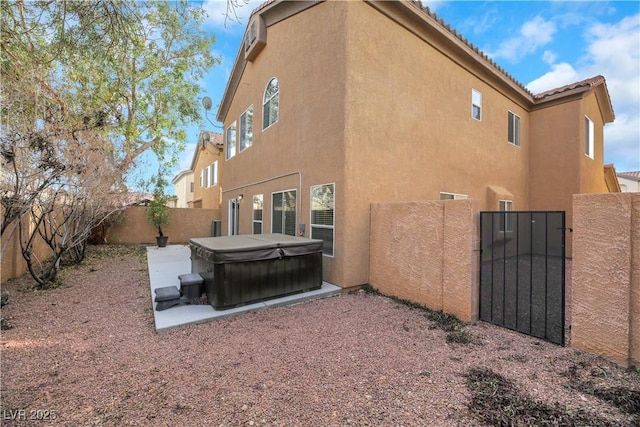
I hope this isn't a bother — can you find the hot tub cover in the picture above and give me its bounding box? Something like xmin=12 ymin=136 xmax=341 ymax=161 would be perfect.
xmin=189 ymin=234 xmax=323 ymax=264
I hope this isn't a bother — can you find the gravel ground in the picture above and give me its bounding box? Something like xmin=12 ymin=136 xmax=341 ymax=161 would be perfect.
xmin=1 ymin=245 xmax=638 ymax=426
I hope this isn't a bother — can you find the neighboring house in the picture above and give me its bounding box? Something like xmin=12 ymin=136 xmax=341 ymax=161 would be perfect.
xmin=617 ymin=171 xmax=640 ymax=192
xmin=171 ymin=169 xmax=194 ymax=208
xmin=214 ymin=0 xmax=615 ymax=289
xmin=190 ymin=130 xmax=223 ymax=209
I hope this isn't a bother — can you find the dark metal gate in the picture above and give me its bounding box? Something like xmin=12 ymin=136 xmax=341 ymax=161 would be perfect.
xmin=479 ymin=211 xmax=566 ymax=345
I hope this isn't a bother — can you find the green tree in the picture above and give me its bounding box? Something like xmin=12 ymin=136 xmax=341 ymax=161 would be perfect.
xmin=1 ymin=0 xmax=218 ymax=285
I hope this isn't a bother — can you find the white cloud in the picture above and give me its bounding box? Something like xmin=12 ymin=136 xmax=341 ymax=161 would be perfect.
xmin=583 ymin=15 xmax=640 ymax=111
xmin=541 ymin=50 xmax=557 ymax=65
xmin=526 ymin=62 xmax=578 ymax=94
xmin=488 ymin=16 xmax=556 ymax=62
xmin=528 ymin=13 xmax=640 ymax=170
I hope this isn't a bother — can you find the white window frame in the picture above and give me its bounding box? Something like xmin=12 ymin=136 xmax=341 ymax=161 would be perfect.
xmin=310 ymin=183 xmax=335 ymax=257
xmin=199 ymin=170 xmax=204 ymax=188
xmin=585 ymin=116 xmax=594 ymax=159
xmin=226 ymin=121 xmax=237 ymax=160
xmin=499 ymin=200 xmax=514 ymax=232
xmin=508 ymin=111 xmax=521 ymax=147
xmin=210 ymin=161 xmax=218 ymax=187
xmin=271 ymin=189 xmax=296 ymax=236
xmin=472 ymin=89 xmax=482 ymax=121
xmin=240 ymin=105 xmax=254 ymax=152
xmin=263 ymin=78 xmax=279 ymax=130
xmin=252 ymin=194 xmax=263 ymax=234
xmin=203 ymin=166 xmax=210 ymax=188
xmin=439 ymin=192 xmax=468 ymax=200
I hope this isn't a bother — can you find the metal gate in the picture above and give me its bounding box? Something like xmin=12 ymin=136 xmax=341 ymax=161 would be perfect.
xmin=479 ymin=211 xmax=566 ymax=345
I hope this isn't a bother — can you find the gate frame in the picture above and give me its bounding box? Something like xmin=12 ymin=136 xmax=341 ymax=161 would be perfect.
xmin=479 ymin=210 xmax=566 ymax=346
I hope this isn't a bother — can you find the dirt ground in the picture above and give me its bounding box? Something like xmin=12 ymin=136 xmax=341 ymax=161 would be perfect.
xmin=1 ymin=245 xmax=638 ymax=426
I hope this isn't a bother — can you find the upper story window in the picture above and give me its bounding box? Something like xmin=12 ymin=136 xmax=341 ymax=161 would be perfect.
xmin=226 ymin=121 xmax=236 ymax=160
xmin=190 ymin=182 xmax=194 ymax=193
xmin=585 ymin=116 xmax=594 ymax=159
xmin=472 ymin=89 xmax=482 ymax=121
xmin=508 ymin=111 xmax=521 ymax=146
xmin=263 ymin=78 xmax=279 ymax=130
xmin=210 ymin=161 xmax=218 ymax=187
xmin=240 ymin=105 xmax=254 ymax=152
xmin=199 ymin=170 xmax=203 ymax=188
xmin=203 ymin=166 xmax=210 ymax=188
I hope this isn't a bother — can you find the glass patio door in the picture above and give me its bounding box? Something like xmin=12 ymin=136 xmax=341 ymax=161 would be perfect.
xmin=272 ymin=190 xmax=296 ymax=236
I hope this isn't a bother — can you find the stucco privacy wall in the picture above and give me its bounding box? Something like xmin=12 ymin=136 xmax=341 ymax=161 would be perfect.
xmin=369 ymin=200 xmax=479 ymax=322
xmin=572 ymin=193 xmax=639 ymax=367
xmin=107 ymin=206 xmax=221 ymax=245
xmin=1 ymin=218 xmax=55 ymax=283
xmin=1 ymin=207 xmax=221 ymax=283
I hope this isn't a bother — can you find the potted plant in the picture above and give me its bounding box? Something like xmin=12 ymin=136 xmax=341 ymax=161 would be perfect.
xmin=146 ymin=176 xmax=171 ymax=247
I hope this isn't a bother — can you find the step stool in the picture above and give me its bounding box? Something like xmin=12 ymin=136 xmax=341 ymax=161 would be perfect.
xmin=178 ymin=273 xmax=204 ymax=302
xmin=154 ymin=286 xmax=183 ymax=311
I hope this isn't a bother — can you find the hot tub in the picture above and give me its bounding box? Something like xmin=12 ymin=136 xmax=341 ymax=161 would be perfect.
xmin=189 ymin=234 xmax=323 ymax=310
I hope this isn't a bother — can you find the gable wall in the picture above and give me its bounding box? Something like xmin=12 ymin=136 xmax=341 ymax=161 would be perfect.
xmin=220 ymin=1 xmax=349 ymax=284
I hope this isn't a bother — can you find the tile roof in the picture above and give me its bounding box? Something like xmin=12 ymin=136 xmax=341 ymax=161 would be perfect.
xmin=533 ymin=75 xmax=607 ymax=100
xmin=226 ymin=0 xmax=613 ymax=118
xmin=617 ymin=171 xmax=640 ymax=179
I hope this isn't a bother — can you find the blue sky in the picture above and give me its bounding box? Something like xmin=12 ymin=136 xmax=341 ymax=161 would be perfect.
xmin=172 ymin=0 xmax=640 ymax=185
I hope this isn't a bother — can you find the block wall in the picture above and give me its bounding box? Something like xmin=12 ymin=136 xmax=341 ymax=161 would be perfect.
xmin=369 ymin=200 xmax=479 ymax=322
xmin=572 ymin=193 xmax=639 ymax=367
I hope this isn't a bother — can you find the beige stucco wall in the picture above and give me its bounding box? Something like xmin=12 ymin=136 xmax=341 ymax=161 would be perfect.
xmin=341 ymin=0 xmax=530 ymax=287
xmin=529 ymin=91 xmax=610 ymax=256
xmin=219 ymin=1 xmax=348 ymax=285
xmin=108 ymin=206 xmax=221 ymax=245
xmin=192 ymin=144 xmax=223 ymax=210
xmin=1 ymin=218 xmax=55 ymax=283
xmin=173 ymin=172 xmax=194 ymax=208
xmin=217 ymin=0 xmax=611 ymax=289
xmin=572 ymin=193 xmax=639 ymax=367
xmin=370 ymin=200 xmax=478 ymax=322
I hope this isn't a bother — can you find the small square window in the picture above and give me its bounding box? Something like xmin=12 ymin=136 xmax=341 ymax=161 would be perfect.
xmin=472 ymin=89 xmax=482 ymax=121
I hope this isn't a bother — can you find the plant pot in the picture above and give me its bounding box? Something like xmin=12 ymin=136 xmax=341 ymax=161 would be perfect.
xmin=156 ymin=236 xmax=168 ymax=247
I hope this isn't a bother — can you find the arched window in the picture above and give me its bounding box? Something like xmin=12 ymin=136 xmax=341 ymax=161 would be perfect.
xmin=263 ymin=78 xmax=279 ymax=130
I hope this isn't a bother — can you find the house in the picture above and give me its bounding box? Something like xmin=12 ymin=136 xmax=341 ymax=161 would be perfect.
xmin=214 ymin=0 xmax=615 ymax=289
xmin=617 ymin=171 xmax=640 ymax=192
xmin=171 ymin=169 xmax=194 ymax=208
xmin=188 ymin=130 xmax=223 ymax=209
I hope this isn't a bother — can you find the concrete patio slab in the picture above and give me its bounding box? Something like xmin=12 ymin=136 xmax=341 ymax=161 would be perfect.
xmin=147 ymin=244 xmax=342 ymax=331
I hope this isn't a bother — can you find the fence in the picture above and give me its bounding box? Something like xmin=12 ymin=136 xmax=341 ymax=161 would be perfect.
xmin=369 ymin=200 xmax=479 ymax=323
xmin=370 ymin=195 xmax=639 ymax=367
xmin=572 ymin=193 xmax=639 ymax=367
xmin=1 ymin=206 xmax=221 ymax=283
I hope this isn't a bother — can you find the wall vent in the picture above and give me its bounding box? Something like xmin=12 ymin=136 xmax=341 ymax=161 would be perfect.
xmin=244 ymin=16 xmax=266 ymax=62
